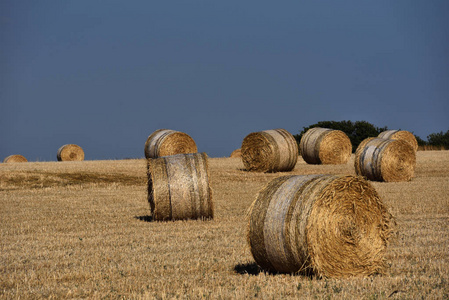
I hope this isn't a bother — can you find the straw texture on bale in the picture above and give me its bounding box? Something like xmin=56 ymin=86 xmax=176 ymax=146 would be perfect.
xmin=354 ymin=137 xmax=375 ymax=176
xmin=378 ymin=130 xmax=418 ymax=152
xmin=144 ymin=129 xmax=197 ymax=159
xmin=57 ymin=144 xmax=85 ymax=161
xmin=241 ymin=129 xmax=298 ymax=172
xmin=247 ymin=174 xmax=394 ymax=278
xmin=230 ymin=148 xmax=241 ymax=158
xmin=299 ymin=127 xmax=352 ymax=165
xmin=354 ymin=138 xmax=416 ymax=182
xmin=147 ymin=152 xmax=213 ymax=221
xmin=3 ymin=155 xmax=28 ymax=163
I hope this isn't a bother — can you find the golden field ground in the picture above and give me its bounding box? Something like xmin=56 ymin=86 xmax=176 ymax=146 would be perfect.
xmin=1 ymin=151 xmax=448 ymax=299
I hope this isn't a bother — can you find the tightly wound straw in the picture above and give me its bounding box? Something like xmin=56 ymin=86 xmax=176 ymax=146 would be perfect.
xmin=3 ymin=155 xmax=28 ymax=163
xmin=144 ymin=129 xmax=197 ymax=159
xmin=378 ymin=130 xmax=418 ymax=152
xmin=230 ymin=148 xmax=242 ymax=158
xmin=147 ymin=152 xmax=213 ymax=221
xmin=355 ymin=138 xmax=416 ymax=182
xmin=299 ymin=127 xmax=352 ymax=165
xmin=241 ymin=129 xmax=298 ymax=172
xmin=247 ymin=174 xmax=394 ymax=278
xmin=57 ymin=144 xmax=85 ymax=161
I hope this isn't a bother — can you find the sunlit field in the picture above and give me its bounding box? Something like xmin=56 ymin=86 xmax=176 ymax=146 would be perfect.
xmin=1 ymin=151 xmax=448 ymax=299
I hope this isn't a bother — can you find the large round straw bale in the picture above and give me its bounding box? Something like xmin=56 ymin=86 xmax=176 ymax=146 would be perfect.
xmin=147 ymin=152 xmax=213 ymax=221
xmin=354 ymin=138 xmax=416 ymax=182
xmin=241 ymin=129 xmax=298 ymax=172
xmin=378 ymin=130 xmax=418 ymax=152
xmin=247 ymin=174 xmax=394 ymax=278
xmin=144 ymin=129 xmax=198 ymax=159
xmin=299 ymin=127 xmax=352 ymax=165
xmin=230 ymin=148 xmax=241 ymax=158
xmin=57 ymin=144 xmax=85 ymax=161
xmin=3 ymin=155 xmax=28 ymax=163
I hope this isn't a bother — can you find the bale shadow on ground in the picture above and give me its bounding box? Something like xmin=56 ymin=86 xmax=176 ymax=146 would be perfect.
xmin=134 ymin=215 xmax=153 ymax=222
xmin=234 ymin=262 xmax=315 ymax=278
xmin=233 ymin=263 xmax=262 ymax=275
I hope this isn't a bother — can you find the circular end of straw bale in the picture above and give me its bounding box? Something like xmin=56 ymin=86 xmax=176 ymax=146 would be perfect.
xmin=307 ymin=175 xmax=394 ymax=278
xmin=241 ymin=132 xmax=274 ymax=172
xmin=57 ymin=144 xmax=85 ymax=161
xmin=241 ymin=129 xmax=298 ymax=172
xmin=144 ymin=129 xmax=197 ymax=159
xmin=300 ymin=128 xmax=352 ymax=164
xmin=147 ymin=152 xmax=213 ymax=221
xmin=355 ymin=138 xmax=415 ymax=182
xmin=247 ymin=174 xmax=394 ymax=278
xmin=230 ymin=148 xmax=241 ymax=158
xmin=378 ymin=130 xmax=418 ymax=152
xmin=379 ymin=139 xmax=416 ymax=182
xmin=3 ymin=154 xmax=28 ymax=163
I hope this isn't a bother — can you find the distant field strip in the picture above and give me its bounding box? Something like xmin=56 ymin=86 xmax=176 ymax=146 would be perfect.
xmin=0 ymin=171 xmax=145 ymax=190
xmin=1 ymin=152 xmax=448 ymax=299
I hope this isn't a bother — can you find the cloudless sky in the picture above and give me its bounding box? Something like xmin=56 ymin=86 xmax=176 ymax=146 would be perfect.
xmin=1 ymin=1 xmax=448 ymax=160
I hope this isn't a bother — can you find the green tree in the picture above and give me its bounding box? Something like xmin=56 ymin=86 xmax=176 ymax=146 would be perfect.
xmin=414 ymin=135 xmax=428 ymax=147
xmin=427 ymin=130 xmax=449 ymax=148
xmin=294 ymin=120 xmax=388 ymax=153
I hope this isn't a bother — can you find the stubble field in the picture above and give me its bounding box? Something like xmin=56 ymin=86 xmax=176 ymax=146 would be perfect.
xmin=1 ymin=151 xmax=448 ymax=299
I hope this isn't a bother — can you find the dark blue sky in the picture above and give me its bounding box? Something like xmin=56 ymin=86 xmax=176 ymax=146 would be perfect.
xmin=1 ymin=1 xmax=448 ymax=160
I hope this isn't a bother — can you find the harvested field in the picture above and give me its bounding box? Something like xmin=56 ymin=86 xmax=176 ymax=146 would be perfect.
xmin=1 ymin=151 xmax=448 ymax=299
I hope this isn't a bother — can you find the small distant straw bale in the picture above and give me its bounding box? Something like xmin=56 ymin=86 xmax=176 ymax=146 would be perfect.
xmin=247 ymin=174 xmax=394 ymax=278
xmin=230 ymin=149 xmax=241 ymax=158
xmin=3 ymin=155 xmax=28 ymax=163
xmin=354 ymin=138 xmax=416 ymax=182
xmin=147 ymin=152 xmax=213 ymax=221
xmin=299 ymin=127 xmax=352 ymax=164
xmin=57 ymin=144 xmax=85 ymax=161
xmin=378 ymin=130 xmax=418 ymax=152
xmin=144 ymin=129 xmax=197 ymax=159
xmin=241 ymin=129 xmax=298 ymax=172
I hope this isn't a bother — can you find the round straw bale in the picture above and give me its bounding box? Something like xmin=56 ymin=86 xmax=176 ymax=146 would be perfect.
xmin=57 ymin=144 xmax=85 ymax=161
xmin=144 ymin=129 xmax=198 ymax=159
xmin=354 ymin=138 xmax=416 ymax=182
xmin=354 ymin=137 xmax=375 ymax=176
xmin=299 ymin=127 xmax=352 ymax=165
xmin=3 ymin=154 xmax=28 ymax=163
xmin=378 ymin=130 xmax=418 ymax=152
xmin=230 ymin=148 xmax=241 ymax=158
xmin=247 ymin=174 xmax=394 ymax=278
xmin=147 ymin=152 xmax=213 ymax=221
xmin=241 ymin=129 xmax=298 ymax=172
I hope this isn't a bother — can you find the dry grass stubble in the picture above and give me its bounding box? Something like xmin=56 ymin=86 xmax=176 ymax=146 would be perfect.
xmin=0 ymin=152 xmax=448 ymax=298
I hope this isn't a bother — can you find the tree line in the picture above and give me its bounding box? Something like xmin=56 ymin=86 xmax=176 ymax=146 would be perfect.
xmin=293 ymin=120 xmax=449 ymax=152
